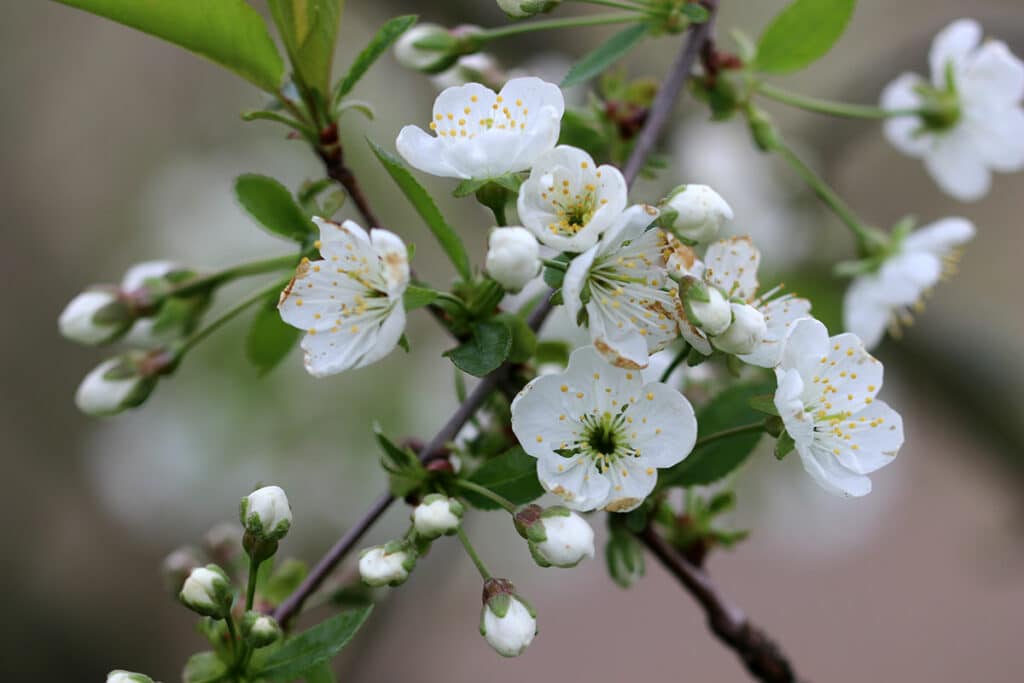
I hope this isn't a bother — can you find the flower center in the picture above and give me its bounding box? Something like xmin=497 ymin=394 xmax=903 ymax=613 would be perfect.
xmin=556 ymin=409 xmax=640 ymax=473
xmin=914 ymin=62 xmax=961 ymax=132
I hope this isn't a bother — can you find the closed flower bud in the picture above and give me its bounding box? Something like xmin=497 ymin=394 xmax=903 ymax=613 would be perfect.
xmin=412 ymin=494 xmax=464 ymax=539
xmin=684 ymin=281 xmax=732 ymax=336
xmin=486 ymin=227 xmax=541 ymax=292
xmin=661 ymin=184 xmax=733 ymax=245
xmin=59 ymin=287 xmax=134 ymax=345
xmin=162 ymin=546 xmax=202 ymax=595
xmin=106 ymin=671 xmax=155 ymax=683
xmin=480 ymin=578 xmax=537 ymax=657
xmin=241 ymin=611 xmax=283 ymax=648
xmin=179 ymin=564 xmax=233 ymax=619
xmin=359 ymin=542 xmax=416 ymax=587
xmin=75 ymin=354 xmax=159 ymax=417
xmin=497 ymin=0 xmax=561 ymax=18
xmin=711 ymin=303 xmax=767 ymax=355
xmin=240 ymin=485 xmax=292 ymax=543
xmin=395 ymin=24 xmax=461 ymax=74
xmin=514 ymin=505 xmax=594 ymax=568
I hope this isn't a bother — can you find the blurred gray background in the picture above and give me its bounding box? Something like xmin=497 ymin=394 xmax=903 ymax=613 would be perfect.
xmin=3 ymin=1 xmax=1023 ymax=681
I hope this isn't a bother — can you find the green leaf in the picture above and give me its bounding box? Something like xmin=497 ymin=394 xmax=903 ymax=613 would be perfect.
xmin=368 ymin=139 xmax=472 ymax=281
xmin=267 ymin=0 xmax=343 ymax=98
xmin=335 ymin=15 xmax=417 ymax=103
xmin=302 ymin=662 xmax=337 ymax=683
xmin=246 ymin=294 xmax=301 ymax=376
xmin=375 ymin=423 xmax=426 ymax=497
xmin=534 ymin=340 xmax=571 ymax=367
xmin=660 ymin=382 xmax=773 ymax=488
xmin=755 ymin=0 xmax=856 ymax=74
xmin=55 ymin=0 xmax=284 ymax=92
xmin=403 ymin=285 xmax=440 ymax=311
xmin=464 ymin=447 xmax=544 ymax=509
xmin=558 ymin=109 xmax=609 ymax=163
xmin=774 ymin=430 xmax=796 ymax=460
xmin=748 ymin=393 xmax=779 ymax=416
xmin=183 ymin=651 xmax=227 ymax=683
xmin=235 ymin=174 xmax=314 ymax=243
xmin=444 ymin=320 xmax=512 ymax=377
xmin=562 ymin=23 xmax=649 ymax=89
xmin=494 ymin=312 xmax=537 ymax=364
xmin=260 ymin=558 xmax=309 ymax=605
xmin=254 ymin=606 xmax=373 ymax=682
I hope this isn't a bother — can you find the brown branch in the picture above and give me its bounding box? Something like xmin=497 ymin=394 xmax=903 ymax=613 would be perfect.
xmin=318 ymin=122 xmax=380 ymax=228
xmin=640 ymin=526 xmax=803 ymax=683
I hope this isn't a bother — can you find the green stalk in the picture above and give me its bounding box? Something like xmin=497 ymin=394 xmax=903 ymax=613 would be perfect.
xmin=168 ymin=255 xmax=299 ymax=299
xmin=571 ymin=0 xmax=656 ymax=12
xmin=658 ymin=342 xmax=691 ymax=383
xmin=455 ymin=480 xmax=518 ymax=513
xmin=456 ymin=527 xmax=493 ymax=580
xmin=756 ymin=82 xmax=922 ymax=120
xmin=176 ymin=277 xmax=291 ymax=356
xmin=694 ymin=421 xmax=766 ymax=448
xmin=478 ymin=12 xmax=646 ymax=41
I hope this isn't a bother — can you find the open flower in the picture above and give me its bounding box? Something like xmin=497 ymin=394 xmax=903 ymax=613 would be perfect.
xmin=517 ymin=145 xmax=628 ymax=251
xmin=278 ymin=218 xmax=409 ymax=377
xmin=844 ymin=217 xmax=975 ymax=349
xmin=678 ymin=237 xmax=811 ymax=367
xmin=774 ymin=318 xmax=904 ymax=497
xmin=563 ymin=204 xmax=681 ymax=369
xmin=511 ymin=346 xmax=697 ymax=512
xmin=881 ymin=18 xmax=1024 ymax=201
xmin=396 ymin=77 xmax=564 ymax=180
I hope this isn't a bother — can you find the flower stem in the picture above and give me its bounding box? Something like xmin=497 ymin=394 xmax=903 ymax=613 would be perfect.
xmin=541 ymin=258 xmax=568 ymax=272
xmin=168 ymin=255 xmax=299 ymax=299
xmin=456 ymin=527 xmax=493 ymax=580
xmin=755 ymin=82 xmax=921 ymax=120
xmin=478 ymin=12 xmax=646 ymax=41
xmin=455 ymin=480 xmax=518 ymax=513
xmin=694 ymin=421 xmax=766 ymax=448
xmin=659 ymin=342 xmax=691 ymax=383
xmin=177 ymin=276 xmax=291 ymax=356
xmin=245 ymin=557 xmax=261 ymax=611
xmin=571 ymin=0 xmax=656 ymax=12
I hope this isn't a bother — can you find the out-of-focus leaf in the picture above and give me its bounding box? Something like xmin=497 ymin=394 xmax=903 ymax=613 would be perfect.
xmin=563 ymin=23 xmax=649 ymax=88
xmin=267 ymin=0 xmax=343 ymax=97
xmin=246 ymin=293 xmax=301 ymax=376
xmin=235 ymin=174 xmax=314 ymax=242
xmin=755 ymin=0 xmax=856 ymax=74
xmin=253 ymin=607 xmax=373 ymax=682
xmin=334 ymin=15 xmax=417 ymax=103
xmin=463 ymin=446 xmax=544 ymax=509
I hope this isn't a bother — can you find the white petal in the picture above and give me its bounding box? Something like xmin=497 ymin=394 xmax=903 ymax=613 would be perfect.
xmin=798 ymin=443 xmax=873 ymax=497
xmin=395 ymin=125 xmax=465 ymax=179
xmin=901 ymin=216 xmax=976 ymax=254
xmin=562 ymin=244 xmax=599 ymax=323
xmin=929 ymin=18 xmax=982 ymax=86
xmin=778 ymin=317 xmax=831 ymax=379
xmin=923 ymin=130 xmax=991 ymax=201
xmin=628 ymin=382 xmax=697 ymax=468
xmin=354 ymin=305 xmax=405 ymax=369
xmin=703 ymin=236 xmax=761 ymax=302
xmin=880 ymin=73 xmax=931 ymax=158
xmin=774 ymin=367 xmax=814 ymax=449
xmin=804 ymin=332 xmax=885 ymax=416
xmin=498 ymin=76 xmax=565 ymax=121
xmin=601 ymin=455 xmax=659 ymax=512
xmin=843 ymin=277 xmax=890 ymax=350
xmin=961 ymin=106 xmax=1024 ymax=172
xmin=876 ymin=251 xmax=942 ymax=304
xmin=961 ymin=40 xmax=1024 ymax=106
xmin=739 ymin=296 xmax=812 ymax=368
xmin=370 ymin=228 xmax=410 ymax=296
xmin=832 ymin=400 xmax=904 ymax=474
xmin=537 ymin=452 xmax=609 ymax=511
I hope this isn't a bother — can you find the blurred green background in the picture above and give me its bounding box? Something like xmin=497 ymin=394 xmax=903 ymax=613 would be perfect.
xmin=3 ymin=1 xmax=1023 ymax=681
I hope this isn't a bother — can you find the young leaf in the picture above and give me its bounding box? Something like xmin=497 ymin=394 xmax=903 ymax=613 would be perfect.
xmin=464 ymin=447 xmax=544 ymax=509
xmin=334 ymin=15 xmax=418 ymax=104
xmin=368 ymin=140 xmax=472 ymax=281
xmin=755 ymin=0 xmax=856 ymax=74
xmin=259 ymin=558 xmax=309 ymax=605
xmin=55 ymin=0 xmax=284 ymax=93
xmin=562 ymin=23 xmax=649 ymax=89
xmin=235 ymin=174 xmax=315 ymax=242
xmin=301 ymin=662 xmax=338 ymax=683
xmin=183 ymin=651 xmax=227 ymax=683
xmin=444 ymin=320 xmax=512 ymax=377
xmin=748 ymin=393 xmax=779 ymax=416
xmin=660 ymin=382 xmax=773 ymax=488
xmin=494 ymin=312 xmax=537 ymax=364
xmin=246 ymin=293 xmax=301 ymax=375
xmin=267 ymin=0 xmax=343 ymax=98
xmin=254 ymin=607 xmax=374 ymax=682
xmin=403 ymin=285 xmax=441 ymax=311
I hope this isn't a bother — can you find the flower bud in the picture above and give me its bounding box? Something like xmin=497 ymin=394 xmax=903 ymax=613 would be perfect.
xmin=395 ymin=24 xmax=463 ymax=74
xmin=106 ymin=671 xmax=155 ymax=683
xmin=486 ymin=227 xmax=541 ymax=292
xmin=240 ymin=485 xmax=292 ymax=544
xmin=497 ymin=0 xmax=561 ymax=18
xmin=412 ymin=494 xmax=464 ymax=539
xmin=480 ymin=578 xmax=537 ymax=657
xmin=359 ymin=541 xmax=416 ymax=587
xmin=683 ymin=281 xmax=732 ymax=336
xmin=661 ymin=184 xmax=734 ymax=245
xmin=241 ymin=611 xmax=283 ymax=648
xmin=58 ymin=287 xmax=134 ymax=345
xmin=516 ymin=506 xmax=594 ymax=568
xmin=179 ymin=564 xmax=233 ymax=619
xmin=162 ymin=546 xmax=202 ymax=596
xmin=75 ymin=354 xmax=160 ymax=417
xmin=711 ymin=303 xmax=767 ymax=355
xmin=430 ymin=53 xmax=505 ymax=91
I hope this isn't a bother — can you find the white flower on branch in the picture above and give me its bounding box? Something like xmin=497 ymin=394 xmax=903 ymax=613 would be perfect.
xmin=563 ymin=204 xmax=682 ymax=369
xmin=881 ymin=18 xmax=1024 ymax=201
xmin=511 ymin=346 xmax=697 ymax=512
xmin=514 ymin=504 xmax=595 ymax=568
xmin=774 ymin=319 xmax=904 ymax=497
xmin=278 ymin=218 xmax=409 ymax=377
xmin=486 ymin=226 xmax=541 ymax=292
xmin=396 ymin=77 xmax=564 ymax=180
xmin=661 ymin=184 xmax=734 ymax=245
xmin=518 ymin=145 xmax=628 ymax=252
xmin=843 ymin=217 xmax=975 ymax=349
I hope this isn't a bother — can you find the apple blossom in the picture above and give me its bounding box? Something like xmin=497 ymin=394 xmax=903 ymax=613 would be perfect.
xmin=486 ymin=227 xmax=541 ymax=291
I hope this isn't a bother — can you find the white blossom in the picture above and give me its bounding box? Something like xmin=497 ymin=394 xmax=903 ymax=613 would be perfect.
xmin=359 ymin=544 xmax=415 ymax=587
xmin=278 ymin=218 xmax=409 ymax=377
xmin=75 ymin=357 xmax=153 ymax=417
xmin=240 ymin=485 xmax=292 ymax=541
xmin=480 ymin=590 xmax=537 ymax=657
xmin=58 ymin=288 xmax=128 ymax=345
xmin=486 ymin=227 xmax=541 ymax=291
xmin=394 ymin=24 xmax=457 ymax=73
xmin=662 ymin=184 xmax=734 ymax=244
xmin=881 ymin=18 xmax=1024 ymax=201
xmin=843 ymin=217 xmax=975 ymax=349
xmin=497 ymin=0 xmax=560 ymax=18
xmin=106 ymin=672 xmax=154 ymax=683
xmin=531 ymin=507 xmax=595 ymax=568
xmin=518 ymin=145 xmax=628 ymax=252
xmin=412 ymin=494 xmax=464 ymax=539
xmin=774 ymin=318 xmax=904 ymax=497
xmin=563 ymin=205 xmax=682 ymax=369
xmin=179 ymin=565 xmax=232 ymax=618
xmin=710 ymin=303 xmax=767 ymax=356
xmin=511 ymin=346 xmax=697 ymax=512
xmin=396 ymin=77 xmax=564 ymax=180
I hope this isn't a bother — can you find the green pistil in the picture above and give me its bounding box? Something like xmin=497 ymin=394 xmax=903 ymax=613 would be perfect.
xmin=562 ymin=409 xmax=640 ymax=473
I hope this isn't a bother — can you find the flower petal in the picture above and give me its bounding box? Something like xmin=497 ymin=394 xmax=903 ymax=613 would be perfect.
xmin=843 ymin=276 xmax=891 ymax=350
xmin=831 ymin=400 xmax=904 ymax=474
xmin=739 ymin=295 xmax=812 ymax=368
xmin=880 ymin=73 xmax=931 ymax=158
xmin=703 ymin=236 xmax=760 ymax=301
xmin=601 ymin=456 xmax=658 ymax=512
xmin=901 ymin=216 xmax=976 ymax=254
xmin=923 ymin=130 xmax=991 ymax=201
xmin=395 ymin=125 xmax=465 ymax=178
xmin=798 ymin=443 xmax=873 ymax=497
xmin=929 ymin=18 xmax=982 ymax=86
xmin=961 ymin=39 xmax=1024 ymax=106
xmin=537 ymin=452 xmax=609 ymax=511
xmin=629 ymin=382 xmax=697 ymax=468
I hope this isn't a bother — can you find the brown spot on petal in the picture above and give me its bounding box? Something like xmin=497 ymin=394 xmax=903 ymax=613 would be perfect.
xmin=604 ymin=497 xmax=641 ymax=512
xmin=594 ymin=338 xmax=644 ymax=370
xmin=278 ymin=258 xmax=312 ymax=306
xmin=550 ymin=485 xmax=575 ymax=501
